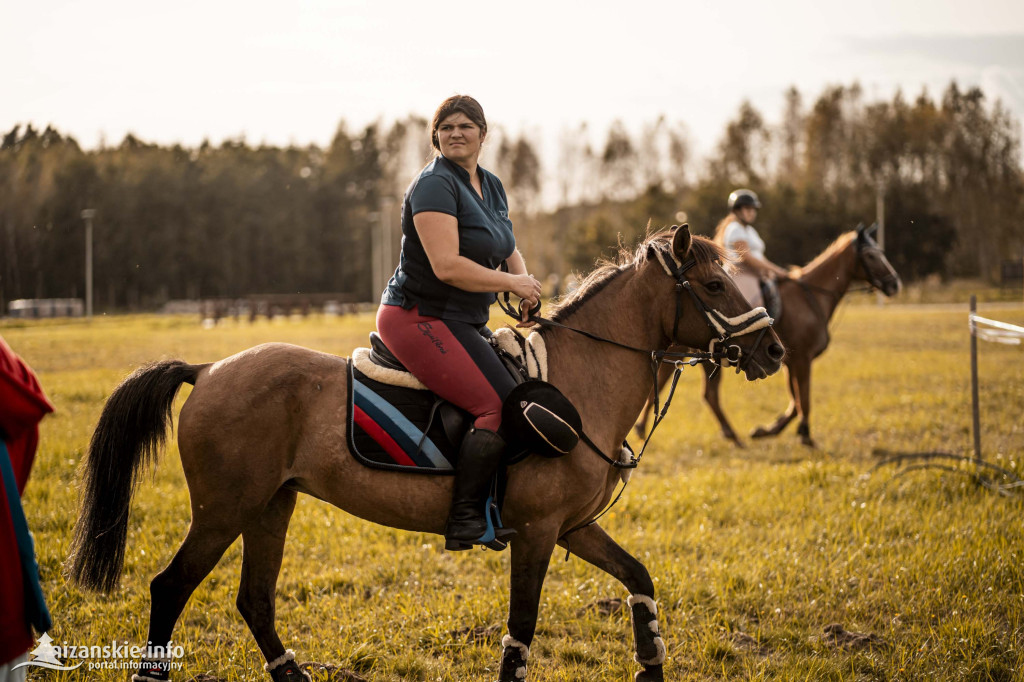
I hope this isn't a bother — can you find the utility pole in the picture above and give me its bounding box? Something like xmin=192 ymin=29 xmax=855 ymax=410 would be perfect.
xmin=369 ymin=210 xmax=381 ymax=300
xmin=875 ymin=182 xmax=885 ymax=305
xmin=380 ymin=197 xmax=395 ymax=292
xmin=80 ymin=209 xmax=96 ymax=320
xmin=370 ymin=198 xmax=397 ymax=299
xmin=875 ymin=181 xmax=885 ymax=251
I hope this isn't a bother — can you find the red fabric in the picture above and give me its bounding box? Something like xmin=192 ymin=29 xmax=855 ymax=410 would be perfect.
xmin=376 ymin=304 xmax=511 ymax=431
xmin=0 ymin=335 xmax=54 ymax=492
xmin=0 ymin=334 xmax=54 ymax=664
xmin=353 ymin=405 xmax=418 ymax=467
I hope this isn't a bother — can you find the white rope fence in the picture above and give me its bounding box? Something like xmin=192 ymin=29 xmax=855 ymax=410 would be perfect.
xmin=970 ymin=314 xmax=1024 ymax=346
xmin=969 ymin=296 xmax=1023 ymax=464
xmin=871 ymin=298 xmax=1023 ymax=493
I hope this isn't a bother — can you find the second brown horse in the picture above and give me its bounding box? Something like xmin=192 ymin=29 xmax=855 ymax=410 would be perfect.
xmin=638 ymin=223 xmax=900 ymax=448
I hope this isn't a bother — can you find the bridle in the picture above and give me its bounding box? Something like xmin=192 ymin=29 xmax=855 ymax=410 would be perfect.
xmin=790 ymin=224 xmax=899 ymax=309
xmin=652 ymin=247 xmax=774 ymax=372
xmin=500 ymin=243 xmax=775 ymax=547
xmin=855 ymin=228 xmax=899 ymax=293
xmin=499 ymin=243 xmax=774 ymax=469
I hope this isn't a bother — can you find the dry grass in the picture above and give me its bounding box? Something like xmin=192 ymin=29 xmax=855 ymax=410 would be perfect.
xmin=3 ymin=300 xmax=1023 ymax=681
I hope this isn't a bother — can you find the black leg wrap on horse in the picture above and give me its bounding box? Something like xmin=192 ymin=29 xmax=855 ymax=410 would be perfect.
xmin=634 ymin=663 xmax=665 ymax=681
xmin=133 ymin=659 xmax=171 ymax=682
xmin=265 ymin=650 xmax=311 ymax=682
xmin=628 ymin=595 xmax=666 ymax=667
xmin=497 ymin=635 xmax=529 ymax=681
xmin=797 ymin=422 xmax=810 ymax=438
xmin=444 ymin=428 xmax=515 ymax=551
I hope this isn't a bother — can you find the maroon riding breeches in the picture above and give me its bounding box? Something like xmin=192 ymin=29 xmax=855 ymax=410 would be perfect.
xmin=375 ymin=304 xmax=516 ymax=431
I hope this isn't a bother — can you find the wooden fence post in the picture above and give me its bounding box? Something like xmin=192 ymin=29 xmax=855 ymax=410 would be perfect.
xmin=970 ymin=295 xmax=982 ymax=465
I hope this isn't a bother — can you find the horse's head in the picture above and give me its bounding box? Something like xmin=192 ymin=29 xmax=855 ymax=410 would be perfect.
xmin=648 ymin=225 xmax=785 ymax=380
xmin=855 ymin=223 xmax=901 ymax=297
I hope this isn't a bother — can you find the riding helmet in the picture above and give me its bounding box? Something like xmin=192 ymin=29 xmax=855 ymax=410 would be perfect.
xmin=728 ymin=189 xmax=761 ymax=210
xmin=501 ymin=380 xmax=581 ymax=458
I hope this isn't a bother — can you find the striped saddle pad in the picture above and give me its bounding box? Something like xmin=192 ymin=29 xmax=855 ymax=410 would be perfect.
xmin=346 ymin=362 xmax=466 ymax=474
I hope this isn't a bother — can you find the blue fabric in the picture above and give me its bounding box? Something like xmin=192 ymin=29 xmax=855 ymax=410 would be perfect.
xmin=381 ymin=155 xmax=516 ymax=324
xmin=353 ymin=380 xmax=453 ymax=470
xmin=0 ymin=440 xmax=51 ymax=634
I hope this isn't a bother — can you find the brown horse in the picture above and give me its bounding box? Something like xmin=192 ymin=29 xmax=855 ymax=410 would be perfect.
xmin=637 ymin=223 xmax=900 ymax=448
xmin=66 ymin=227 xmax=784 ymax=682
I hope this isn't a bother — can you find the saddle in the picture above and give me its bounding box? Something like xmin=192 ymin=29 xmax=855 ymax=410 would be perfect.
xmin=346 ymin=329 xmax=548 ymax=474
xmin=760 ymin=278 xmax=782 ymax=323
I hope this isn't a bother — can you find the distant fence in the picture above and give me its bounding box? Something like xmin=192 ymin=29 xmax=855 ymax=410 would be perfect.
xmin=7 ymin=298 xmax=84 ymax=319
xmin=197 ymin=293 xmax=362 ymax=323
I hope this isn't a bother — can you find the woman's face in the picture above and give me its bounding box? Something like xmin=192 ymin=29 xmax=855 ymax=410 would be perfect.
xmin=737 ymin=206 xmax=758 ymax=225
xmin=437 ymin=112 xmax=484 ymax=166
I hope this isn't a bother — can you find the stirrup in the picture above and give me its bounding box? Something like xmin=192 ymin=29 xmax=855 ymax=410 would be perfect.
xmin=445 ymin=496 xmax=516 ymax=552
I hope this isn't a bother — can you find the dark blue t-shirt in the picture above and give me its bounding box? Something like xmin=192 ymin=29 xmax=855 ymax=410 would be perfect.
xmin=381 ymin=155 xmax=516 ymax=324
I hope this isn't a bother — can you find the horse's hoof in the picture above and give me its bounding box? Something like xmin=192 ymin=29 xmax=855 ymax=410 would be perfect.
xmin=270 ymin=661 xmax=311 ymax=682
xmin=266 ymin=652 xmax=311 ymax=682
xmin=800 ymin=436 xmax=817 ymax=448
xmin=635 ymin=665 xmax=664 ymax=681
xmin=497 ymin=636 xmax=529 ymax=682
xmin=750 ymin=426 xmax=770 ymax=439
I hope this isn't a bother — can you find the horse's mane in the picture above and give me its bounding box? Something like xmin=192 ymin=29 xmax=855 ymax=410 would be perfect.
xmin=789 ymin=231 xmax=856 ymax=278
xmin=549 ymin=229 xmax=728 ymax=322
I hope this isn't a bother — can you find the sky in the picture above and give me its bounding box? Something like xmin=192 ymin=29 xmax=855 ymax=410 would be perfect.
xmin=4 ymin=0 xmax=1024 ymax=164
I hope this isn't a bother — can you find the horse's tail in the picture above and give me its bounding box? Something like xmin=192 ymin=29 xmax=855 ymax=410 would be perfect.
xmin=66 ymin=360 xmax=206 ymax=592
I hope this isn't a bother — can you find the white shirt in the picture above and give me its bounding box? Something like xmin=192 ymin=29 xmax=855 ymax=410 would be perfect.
xmin=721 ymin=221 xmax=766 ymax=260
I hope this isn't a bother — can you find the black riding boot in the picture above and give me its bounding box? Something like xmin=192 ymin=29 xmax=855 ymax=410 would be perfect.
xmin=444 ymin=427 xmax=516 ymax=551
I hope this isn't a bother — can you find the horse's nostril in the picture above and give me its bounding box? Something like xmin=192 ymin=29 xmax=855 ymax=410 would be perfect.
xmin=767 ymin=343 xmax=785 ymax=361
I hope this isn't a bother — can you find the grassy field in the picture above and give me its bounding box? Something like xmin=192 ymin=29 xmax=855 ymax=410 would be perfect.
xmin=3 ymin=297 xmax=1023 ymax=681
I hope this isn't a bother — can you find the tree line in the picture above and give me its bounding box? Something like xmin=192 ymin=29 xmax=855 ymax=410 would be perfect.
xmin=539 ymin=82 xmax=1023 ymax=284
xmin=2 ymin=81 xmax=1021 ymax=312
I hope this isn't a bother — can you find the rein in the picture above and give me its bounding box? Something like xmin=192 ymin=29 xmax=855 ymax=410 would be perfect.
xmin=499 ymin=245 xmax=774 ymax=546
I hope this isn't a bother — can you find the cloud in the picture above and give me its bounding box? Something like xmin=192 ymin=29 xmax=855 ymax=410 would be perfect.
xmin=847 ymin=34 xmax=1024 ymax=71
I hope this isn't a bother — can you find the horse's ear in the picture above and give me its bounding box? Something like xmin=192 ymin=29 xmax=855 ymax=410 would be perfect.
xmin=867 ymin=222 xmax=879 ymax=237
xmin=672 ymin=223 xmax=691 ymax=259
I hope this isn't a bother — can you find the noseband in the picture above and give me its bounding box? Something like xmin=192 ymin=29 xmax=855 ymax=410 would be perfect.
xmin=649 ymin=246 xmax=773 ymax=373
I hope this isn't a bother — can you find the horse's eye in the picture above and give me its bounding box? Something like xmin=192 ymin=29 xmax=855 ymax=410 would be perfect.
xmin=705 ymin=280 xmax=724 ymax=293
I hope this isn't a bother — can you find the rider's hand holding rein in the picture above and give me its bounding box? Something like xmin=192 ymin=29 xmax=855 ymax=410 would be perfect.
xmin=507 ymin=251 xmax=542 ymax=328
xmin=414 ymin=214 xmax=541 ymax=316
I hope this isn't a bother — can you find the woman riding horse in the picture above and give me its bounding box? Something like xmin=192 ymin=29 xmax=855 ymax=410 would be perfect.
xmin=637 ymin=224 xmax=901 ymax=447
xmin=376 ymin=95 xmax=541 ymax=551
xmin=67 ymin=231 xmax=786 ymax=679
xmin=714 ymin=189 xmax=787 ymax=309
